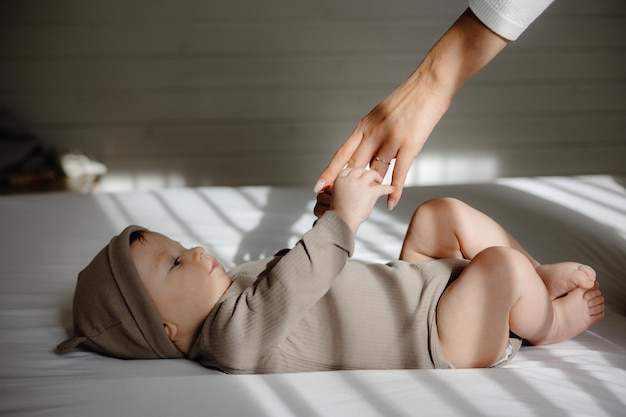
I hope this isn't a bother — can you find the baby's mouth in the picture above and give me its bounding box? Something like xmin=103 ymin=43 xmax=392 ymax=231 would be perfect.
xmin=208 ymin=257 xmax=218 ymax=273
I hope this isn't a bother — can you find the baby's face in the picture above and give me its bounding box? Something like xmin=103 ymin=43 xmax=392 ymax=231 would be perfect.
xmin=130 ymin=231 xmax=232 ymax=337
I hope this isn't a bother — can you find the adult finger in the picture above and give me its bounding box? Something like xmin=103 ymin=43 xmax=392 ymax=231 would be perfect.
xmin=314 ymin=130 xmax=364 ymax=192
xmin=378 ymin=184 xmax=396 ymax=197
xmin=387 ymin=150 xmax=414 ymax=210
xmin=367 ymin=142 xmax=397 ymax=179
xmin=347 ymin=132 xmax=386 ymax=172
xmin=337 ymin=166 xmax=355 ymax=178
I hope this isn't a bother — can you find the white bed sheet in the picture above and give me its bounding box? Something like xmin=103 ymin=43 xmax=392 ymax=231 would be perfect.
xmin=1 ymin=176 xmax=625 ymax=417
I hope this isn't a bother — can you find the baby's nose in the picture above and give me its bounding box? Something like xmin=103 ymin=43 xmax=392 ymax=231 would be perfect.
xmin=189 ymin=246 xmax=205 ymax=261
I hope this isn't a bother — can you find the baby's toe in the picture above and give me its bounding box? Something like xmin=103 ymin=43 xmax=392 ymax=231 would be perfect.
xmin=577 ymin=264 xmax=596 ymax=288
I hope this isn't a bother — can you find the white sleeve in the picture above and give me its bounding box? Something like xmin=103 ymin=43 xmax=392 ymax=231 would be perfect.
xmin=468 ymin=0 xmax=554 ymax=41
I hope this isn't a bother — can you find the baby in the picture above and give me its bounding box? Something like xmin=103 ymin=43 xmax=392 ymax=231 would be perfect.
xmin=57 ymin=168 xmax=604 ymax=373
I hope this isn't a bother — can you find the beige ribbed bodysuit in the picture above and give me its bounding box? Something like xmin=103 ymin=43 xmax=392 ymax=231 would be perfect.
xmin=189 ymin=212 xmax=519 ymax=374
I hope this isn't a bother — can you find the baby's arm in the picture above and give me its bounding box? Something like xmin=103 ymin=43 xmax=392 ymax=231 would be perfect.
xmin=197 ymin=211 xmax=356 ymax=372
xmin=329 ymin=168 xmax=395 ymax=235
xmin=195 ymin=169 xmax=393 ymax=372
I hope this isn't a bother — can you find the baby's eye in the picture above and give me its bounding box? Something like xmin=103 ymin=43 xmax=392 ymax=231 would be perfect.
xmin=171 ymin=257 xmax=181 ymax=269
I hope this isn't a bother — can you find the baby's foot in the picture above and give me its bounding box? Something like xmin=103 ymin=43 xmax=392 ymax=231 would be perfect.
xmin=535 ymin=262 xmax=596 ymax=299
xmin=533 ymin=282 xmax=604 ymax=346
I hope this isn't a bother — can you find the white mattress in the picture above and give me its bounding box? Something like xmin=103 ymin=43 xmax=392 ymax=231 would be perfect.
xmin=1 ymin=176 xmax=625 ymax=417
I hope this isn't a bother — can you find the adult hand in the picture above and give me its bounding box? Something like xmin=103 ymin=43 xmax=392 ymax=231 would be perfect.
xmin=314 ymin=8 xmax=508 ymax=210
xmin=317 ymin=77 xmax=452 ymax=211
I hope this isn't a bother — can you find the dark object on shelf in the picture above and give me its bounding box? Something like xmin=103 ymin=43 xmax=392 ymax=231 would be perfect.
xmin=0 ymin=109 xmax=61 ymax=191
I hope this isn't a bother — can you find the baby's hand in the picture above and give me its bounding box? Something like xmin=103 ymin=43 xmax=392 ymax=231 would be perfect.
xmin=331 ymin=168 xmax=395 ymax=234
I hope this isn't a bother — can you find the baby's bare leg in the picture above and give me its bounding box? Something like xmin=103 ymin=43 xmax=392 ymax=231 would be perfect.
xmin=400 ymin=198 xmax=538 ymax=263
xmin=437 ymin=247 xmax=605 ymax=368
xmin=400 ymin=198 xmax=596 ymax=298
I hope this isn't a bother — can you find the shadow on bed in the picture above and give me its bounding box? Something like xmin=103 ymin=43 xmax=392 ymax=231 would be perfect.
xmin=220 ymin=188 xmax=310 ymax=264
xmin=507 ymin=334 xmax=626 ymax=416
xmin=611 ymin=175 xmax=626 ymax=190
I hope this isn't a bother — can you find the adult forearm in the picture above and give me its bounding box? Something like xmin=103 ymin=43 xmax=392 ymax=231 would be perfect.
xmin=314 ymin=8 xmax=514 ymax=208
xmin=410 ymin=8 xmax=509 ymax=100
